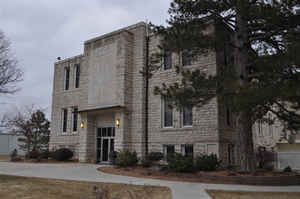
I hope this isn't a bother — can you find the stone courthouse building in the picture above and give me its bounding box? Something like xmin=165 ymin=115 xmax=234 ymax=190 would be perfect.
xmin=49 ymin=22 xmax=258 ymax=165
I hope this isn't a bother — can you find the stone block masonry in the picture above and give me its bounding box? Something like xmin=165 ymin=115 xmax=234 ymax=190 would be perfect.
xmin=50 ymin=22 xmax=238 ymax=165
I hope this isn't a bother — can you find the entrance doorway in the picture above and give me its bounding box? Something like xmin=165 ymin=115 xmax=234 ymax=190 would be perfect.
xmin=96 ymin=127 xmax=115 ymax=163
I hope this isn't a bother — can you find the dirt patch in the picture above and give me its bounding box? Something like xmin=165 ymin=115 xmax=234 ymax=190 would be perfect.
xmin=10 ymin=158 xmax=79 ymax=164
xmin=0 ymin=156 xmax=10 ymax=162
xmin=0 ymin=174 xmax=171 ymax=199
xmin=98 ymin=166 xmax=300 ymax=185
xmin=207 ymin=190 xmax=300 ymax=199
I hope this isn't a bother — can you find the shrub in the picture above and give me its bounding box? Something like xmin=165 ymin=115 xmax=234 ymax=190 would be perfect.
xmin=195 ymin=154 xmax=221 ymax=171
xmin=27 ymin=150 xmax=40 ymax=159
xmin=256 ymin=146 xmax=276 ymax=169
xmin=167 ymin=153 xmax=194 ymax=173
xmin=140 ymin=158 xmax=152 ymax=168
xmin=283 ymin=166 xmax=292 ymax=172
xmin=227 ymin=165 xmax=234 ymax=171
xmin=51 ymin=148 xmax=73 ymax=161
xmin=10 ymin=149 xmax=21 ymax=162
xmin=39 ymin=151 xmax=51 ymax=159
xmin=148 ymin=152 xmax=164 ymax=162
xmin=10 ymin=149 xmax=18 ymax=158
xmin=115 ymin=150 xmax=138 ymax=167
xmin=109 ymin=151 xmax=118 ymax=165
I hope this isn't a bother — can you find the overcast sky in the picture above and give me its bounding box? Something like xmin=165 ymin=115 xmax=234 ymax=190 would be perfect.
xmin=0 ymin=0 xmax=171 ymax=119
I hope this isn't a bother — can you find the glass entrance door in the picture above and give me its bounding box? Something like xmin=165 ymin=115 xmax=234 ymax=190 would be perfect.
xmin=96 ymin=127 xmax=115 ymax=163
xmin=102 ymin=139 xmax=109 ymax=161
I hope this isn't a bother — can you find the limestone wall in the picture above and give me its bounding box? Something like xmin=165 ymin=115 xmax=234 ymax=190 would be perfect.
xmin=49 ymin=55 xmax=87 ymax=158
xmin=147 ymin=34 xmax=220 ymax=158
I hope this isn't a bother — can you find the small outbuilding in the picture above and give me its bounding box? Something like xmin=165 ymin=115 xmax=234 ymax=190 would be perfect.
xmin=0 ymin=133 xmax=24 ymax=156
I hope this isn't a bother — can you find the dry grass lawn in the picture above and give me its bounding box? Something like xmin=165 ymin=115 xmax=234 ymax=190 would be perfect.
xmin=0 ymin=155 xmax=10 ymax=161
xmin=0 ymin=175 xmax=171 ymax=199
xmin=207 ymin=190 xmax=300 ymax=199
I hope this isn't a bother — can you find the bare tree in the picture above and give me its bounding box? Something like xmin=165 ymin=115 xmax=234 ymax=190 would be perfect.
xmin=2 ymin=107 xmax=33 ymax=156
xmin=0 ymin=30 xmax=23 ymax=95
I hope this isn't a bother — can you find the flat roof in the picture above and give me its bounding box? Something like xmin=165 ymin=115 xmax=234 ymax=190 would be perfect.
xmin=84 ymin=22 xmax=146 ymax=44
xmin=78 ymin=105 xmax=125 ymax=113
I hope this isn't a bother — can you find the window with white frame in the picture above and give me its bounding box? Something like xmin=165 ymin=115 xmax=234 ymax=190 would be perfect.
xmin=182 ymin=106 xmax=193 ymax=126
xmin=72 ymin=107 xmax=78 ymax=132
xmin=181 ymin=144 xmax=193 ymax=157
xmin=74 ymin=64 xmax=80 ymax=88
xmin=62 ymin=108 xmax=68 ymax=134
xmin=163 ymin=50 xmax=172 ymax=70
xmin=64 ymin=67 xmax=70 ymax=90
xmin=162 ymin=97 xmax=173 ymax=127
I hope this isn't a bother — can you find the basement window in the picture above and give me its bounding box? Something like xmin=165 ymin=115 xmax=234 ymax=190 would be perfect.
xmin=181 ymin=144 xmax=194 ymax=157
xmin=163 ymin=145 xmax=175 ymax=161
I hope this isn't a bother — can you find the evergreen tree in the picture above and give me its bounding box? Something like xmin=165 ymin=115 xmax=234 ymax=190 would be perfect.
xmin=30 ymin=110 xmax=50 ymax=152
xmin=151 ymin=0 xmax=300 ymax=172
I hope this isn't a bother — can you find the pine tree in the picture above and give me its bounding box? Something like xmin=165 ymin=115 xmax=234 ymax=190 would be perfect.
xmin=152 ymin=0 xmax=300 ymax=172
xmin=30 ymin=110 xmax=50 ymax=152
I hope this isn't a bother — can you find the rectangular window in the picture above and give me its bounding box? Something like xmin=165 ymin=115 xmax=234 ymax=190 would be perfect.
xmin=258 ymin=120 xmax=263 ymax=136
xmin=163 ymin=97 xmax=173 ymax=127
xmin=226 ymin=107 xmax=231 ymax=126
xmin=74 ymin=64 xmax=80 ymax=88
xmin=183 ymin=106 xmax=193 ymax=126
xmin=269 ymin=124 xmax=273 ymax=137
xmin=163 ymin=50 xmax=172 ymax=70
xmin=64 ymin=67 xmax=70 ymax=90
xmin=268 ymin=114 xmax=273 ymax=137
xmin=62 ymin=109 xmax=68 ymax=133
xmin=228 ymin=144 xmax=235 ymax=165
xmin=182 ymin=50 xmax=192 ymax=66
xmin=163 ymin=145 xmax=175 ymax=160
xmin=181 ymin=144 xmax=193 ymax=157
xmin=72 ymin=107 xmax=78 ymax=132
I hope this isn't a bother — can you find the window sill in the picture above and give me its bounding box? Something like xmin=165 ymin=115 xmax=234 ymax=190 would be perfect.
xmin=162 ymin=126 xmax=174 ymax=129
xmin=60 ymin=133 xmax=79 ymax=136
xmin=158 ymin=68 xmax=175 ymax=74
xmin=55 ymin=88 xmax=82 ymax=95
xmin=162 ymin=67 xmax=172 ymax=71
xmin=182 ymin=125 xmax=193 ymax=128
xmin=160 ymin=127 xmax=195 ymax=132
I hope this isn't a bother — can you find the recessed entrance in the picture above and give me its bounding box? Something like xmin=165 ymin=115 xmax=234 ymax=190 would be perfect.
xmin=96 ymin=127 xmax=115 ymax=163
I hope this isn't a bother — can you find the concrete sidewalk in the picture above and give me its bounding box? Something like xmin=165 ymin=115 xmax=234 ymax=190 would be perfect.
xmin=0 ymin=162 xmax=210 ymax=199
xmin=0 ymin=162 xmax=300 ymax=199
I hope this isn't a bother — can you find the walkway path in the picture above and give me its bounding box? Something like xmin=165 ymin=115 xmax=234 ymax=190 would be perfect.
xmin=0 ymin=162 xmax=300 ymax=199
